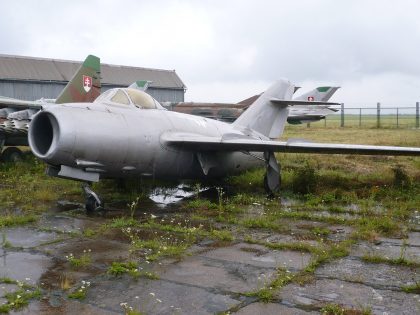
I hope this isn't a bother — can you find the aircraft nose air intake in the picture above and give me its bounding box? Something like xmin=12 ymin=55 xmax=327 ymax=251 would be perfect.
xmin=28 ymin=111 xmax=60 ymax=159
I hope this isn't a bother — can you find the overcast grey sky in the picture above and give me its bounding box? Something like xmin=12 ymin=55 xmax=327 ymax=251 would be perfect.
xmin=1 ymin=0 xmax=420 ymax=106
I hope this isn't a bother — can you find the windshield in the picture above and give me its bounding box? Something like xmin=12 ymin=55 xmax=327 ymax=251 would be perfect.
xmin=94 ymin=89 xmax=113 ymax=103
xmin=111 ymin=89 xmax=130 ymax=105
xmin=126 ymin=88 xmax=156 ymax=109
xmin=95 ymin=88 xmax=162 ymax=109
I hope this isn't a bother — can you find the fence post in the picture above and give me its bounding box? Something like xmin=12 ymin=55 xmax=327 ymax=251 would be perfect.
xmin=377 ymin=102 xmax=381 ymax=128
xmin=416 ymin=102 xmax=419 ymax=128
xmin=340 ymin=103 xmax=344 ymax=127
xmin=359 ymin=108 xmax=362 ymax=127
xmin=396 ymin=108 xmax=399 ymax=128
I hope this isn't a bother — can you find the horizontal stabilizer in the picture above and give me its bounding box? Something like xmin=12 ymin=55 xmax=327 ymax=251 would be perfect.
xmin=270 ymin=99 xmax=341 ymax=107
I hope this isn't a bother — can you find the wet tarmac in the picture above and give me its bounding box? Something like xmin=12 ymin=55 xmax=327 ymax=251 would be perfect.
xmin=1 ymin=187 xmax=419 ymax=314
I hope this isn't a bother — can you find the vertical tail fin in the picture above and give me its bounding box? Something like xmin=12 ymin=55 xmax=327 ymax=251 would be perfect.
xmin=55 ymin=55 xmax=101 ymax=104
xmin=294 ymin=86 xmax=340 ymax=102
xmin=129 ymin=80 xmax=152 ymax=91
xmin=233 ymin=79 xmax=294 ymax=139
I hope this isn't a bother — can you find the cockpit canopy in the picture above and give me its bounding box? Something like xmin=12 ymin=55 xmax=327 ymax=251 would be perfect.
xmin=95 ymin=88 xmax=164 ymax=110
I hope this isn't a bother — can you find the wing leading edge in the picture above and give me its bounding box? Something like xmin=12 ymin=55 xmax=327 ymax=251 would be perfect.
xmin=161 ymin=132 xmax=420 ymax=156
xmin=0 ymin=97 xmax=44 ymax=110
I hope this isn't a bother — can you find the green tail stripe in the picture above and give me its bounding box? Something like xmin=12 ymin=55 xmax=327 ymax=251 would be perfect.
xmin=316 ymin=87 xmax=331 ymax=92
xmin=83 ymin=55 xmax=100 ymax=71
xmin=136 ymin=80 xmax=148 ymax=87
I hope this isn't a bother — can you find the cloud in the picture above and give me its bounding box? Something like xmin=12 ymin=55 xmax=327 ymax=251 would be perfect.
xmin=0 ymin=0 xmax=420 ymax=104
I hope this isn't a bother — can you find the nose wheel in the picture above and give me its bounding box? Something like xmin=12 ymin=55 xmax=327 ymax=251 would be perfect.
xmin=82 ymin=183 xmax=104 ymax=213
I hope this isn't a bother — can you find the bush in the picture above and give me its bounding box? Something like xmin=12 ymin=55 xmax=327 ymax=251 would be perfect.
xmin=292 ymin=162 xmax=318 ymax=194
xmin=392 ymin=165 xmax=411 ymax=188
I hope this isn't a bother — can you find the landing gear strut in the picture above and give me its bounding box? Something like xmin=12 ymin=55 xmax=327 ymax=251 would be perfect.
xmin=1 ymin=147 xmax=23 ymax=163
xmin=82 ymin=183 xmax=104 ymax=213
xmin=264 ymin=151 xmax=281 ymax=196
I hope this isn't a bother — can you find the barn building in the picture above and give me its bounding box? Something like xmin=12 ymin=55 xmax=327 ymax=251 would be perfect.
xmin=0 ymin=54 xmax=186 ymax=103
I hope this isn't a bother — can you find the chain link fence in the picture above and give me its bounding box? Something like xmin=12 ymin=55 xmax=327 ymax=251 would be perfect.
xmin=311 ymin=102 xmax=420 ymax=128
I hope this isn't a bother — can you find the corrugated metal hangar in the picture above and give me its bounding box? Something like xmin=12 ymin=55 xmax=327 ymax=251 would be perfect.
xmin=0 ymin=54 xmax=186 ymax=102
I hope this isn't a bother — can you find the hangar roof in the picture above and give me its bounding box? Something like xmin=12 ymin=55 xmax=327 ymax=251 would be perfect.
xmin=0 ymin=54 xmax=186 ymax=89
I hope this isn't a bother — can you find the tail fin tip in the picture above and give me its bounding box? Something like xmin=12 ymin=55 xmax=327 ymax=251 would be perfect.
xmin=83 ymin=55 xmax=100 ymax=71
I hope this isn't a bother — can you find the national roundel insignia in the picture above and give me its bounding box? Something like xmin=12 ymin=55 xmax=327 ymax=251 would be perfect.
xmin=307 ymin=96 xmax=314 ymax=101
xmin=83 ymin=75 xmax=92 ymax=93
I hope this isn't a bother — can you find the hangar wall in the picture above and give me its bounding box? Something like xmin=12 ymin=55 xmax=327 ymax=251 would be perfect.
xmin=0 ymin=55 xmax=186 ymax=103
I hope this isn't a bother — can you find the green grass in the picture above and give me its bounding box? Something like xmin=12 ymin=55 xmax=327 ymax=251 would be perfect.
xmin=304 ymin=241 xmax=351 ymax=273
xmin=402 ymin=282 xmax=420 ymax=294
xmin=0 ymin=278 xmax=41 ymax=313
xmin=209 ymin=229 xmax=234 ymax=241
xmin=185 ymin=199 xmax=218 ymax=210
xmin=0 ymin=156 xmax=81 ymax=213
xmin=108 ymin=261 xmax=159 ymax=280
xmin=361 ymin=254 xmax=420 ymax=268
xmin=66 ymin=252 xmax=91 ymax=268
xmin=132 ymin=238 xmax=189 ymax=261
xmin=292 ymin=114 xmax=418 ymax=129
xmin=109 ymin=217 xmax=139 ymax=228
xmin=0 ymin=214 xmax=37 ymax=227
xmin=320 ymin=303 xmax=372 ymax=315
xmin=246 ymin=267 xmax=295 ymax=302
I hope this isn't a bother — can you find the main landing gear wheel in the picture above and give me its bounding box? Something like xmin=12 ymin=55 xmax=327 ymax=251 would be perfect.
xmin=82 ymin=184 xmax=104 ymax=214
xmin=264 ymin=151 xmax=281 ymax=197
xmin=1 ymin=147 xmax=23 ymax=163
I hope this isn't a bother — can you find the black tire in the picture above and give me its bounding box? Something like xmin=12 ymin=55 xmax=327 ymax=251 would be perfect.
xmin=263 ymin=174 xmax=270 ymax=193
xmin=1 ymin=147 xmax=23 ymax=163
xmin=85 ymin=195 xmax=100 ymax=213
xmin=263 ymin=173 xmax=281 ymax=197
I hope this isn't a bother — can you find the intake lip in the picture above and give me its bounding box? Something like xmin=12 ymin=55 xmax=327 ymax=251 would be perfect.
xmin=28 ymin=111 xmax=60 ymax=160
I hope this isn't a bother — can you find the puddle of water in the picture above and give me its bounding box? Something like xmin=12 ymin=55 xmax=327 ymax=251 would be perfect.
xmin=0 ymin=252 xmax=53 ymax=285
xmin=2 ymin=227 xmax=59 ymax=248
xmin=38 ymin=214 xmax=102 ymax=234
xmin=148 ymin=184 xmax=199 ymax=205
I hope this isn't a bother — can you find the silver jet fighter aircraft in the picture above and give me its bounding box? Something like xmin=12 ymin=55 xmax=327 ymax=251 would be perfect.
xmin=28 ymin=79 xmax=420 ymax=212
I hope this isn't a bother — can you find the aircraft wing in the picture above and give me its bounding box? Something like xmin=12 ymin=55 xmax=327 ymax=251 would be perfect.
xmin=0 ymin=96 xmax=44 ymax=110
xmin=161 ymin=132 xmax=420 ymax=156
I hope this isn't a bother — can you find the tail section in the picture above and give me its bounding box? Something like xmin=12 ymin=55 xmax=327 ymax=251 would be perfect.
xmin=233 ymin=79 xmax=294 ymax=139
xmin=55 ymin=55 xmax=101 ymax=104
xmin=294 ymin=86 xmax=340 ymax=102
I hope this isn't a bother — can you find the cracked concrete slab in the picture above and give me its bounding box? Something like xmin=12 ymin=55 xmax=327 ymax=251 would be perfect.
xmin=158 ymin=255 xmax=276 ymax=293
xmin=315 ymin=257 xmax=420 ymax=289
xmin=280 ymin=278 xmax=420 ymax=315
xmin=13 ymin=299 xmax=119 ymax=315
xmin=234 ymin=302 xmax=318 ymax=315
xmin=198 ymin=242 xmax=311 ymax=271
xmin=87 ymin=277 xmax=242 ymax=315
xmin=352 ymin=241 xmax=420 ymax=261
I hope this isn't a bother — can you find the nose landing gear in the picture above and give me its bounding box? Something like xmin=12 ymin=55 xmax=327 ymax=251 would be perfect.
xmin=82 ymin=183 xmax=104 ymax=213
